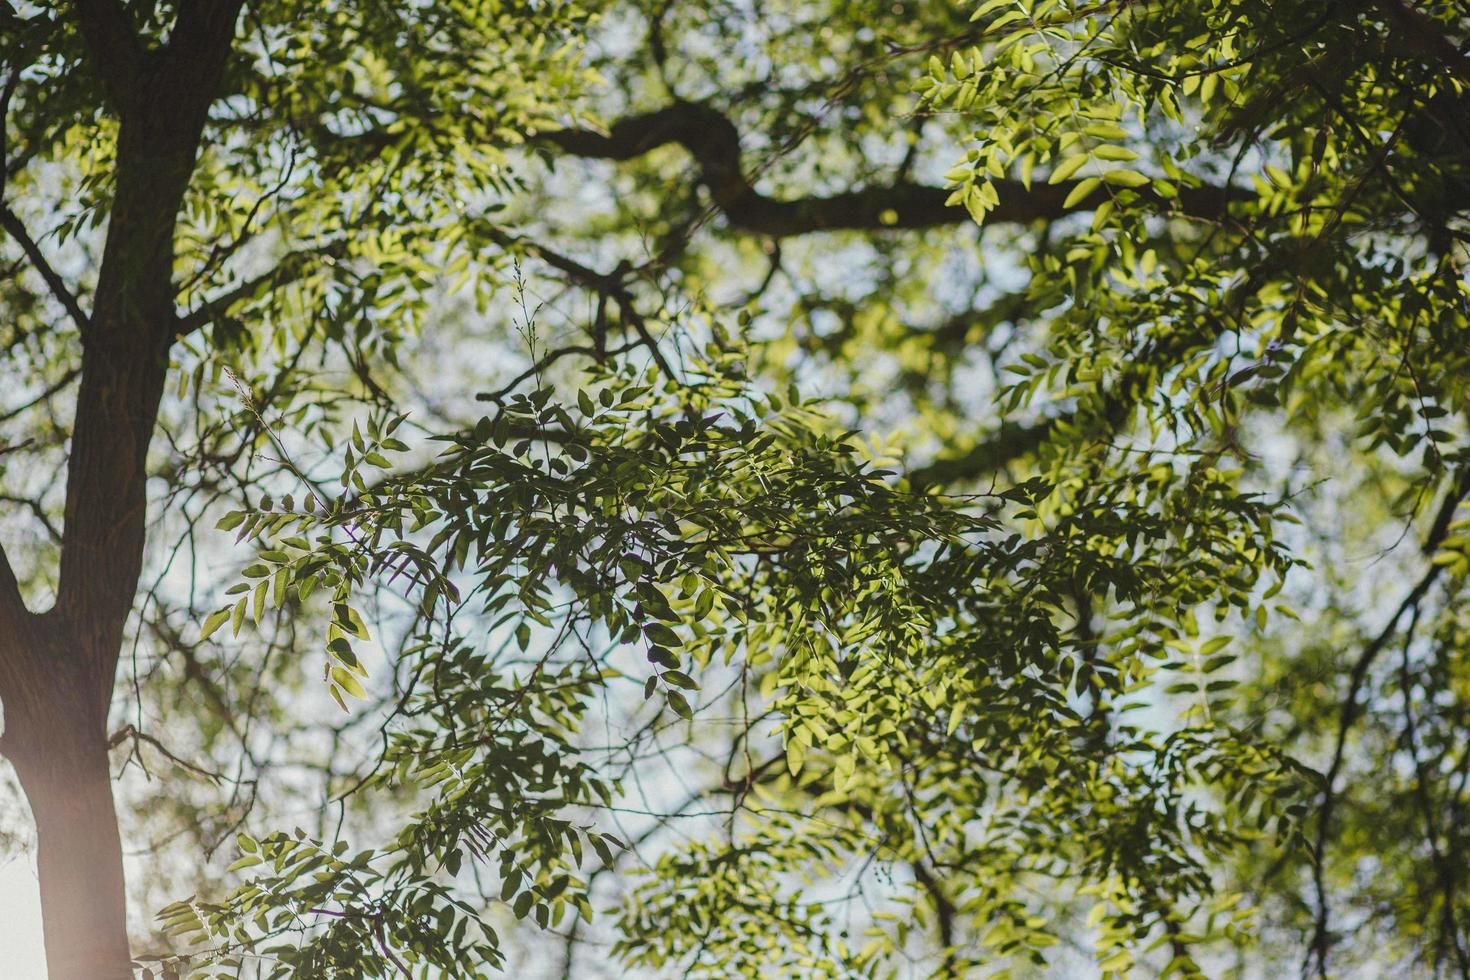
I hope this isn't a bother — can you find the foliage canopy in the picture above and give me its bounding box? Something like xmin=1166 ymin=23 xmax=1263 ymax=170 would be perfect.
xmin=0 ymin=0 xmax=1468 ymax=977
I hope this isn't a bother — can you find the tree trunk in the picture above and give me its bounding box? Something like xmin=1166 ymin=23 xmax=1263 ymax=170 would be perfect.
xmin=0 ymin=7 xmax=245 ymax=978
xmin=2 ymin=618 xmax=131 ymax=980
xmin=10 ymin=724 xmax=131 ymax=980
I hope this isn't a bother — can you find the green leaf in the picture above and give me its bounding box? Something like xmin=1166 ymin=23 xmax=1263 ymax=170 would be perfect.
xmin=200 ymin=607 xmax=231 ymax=641
xmin=1049 ymin=154 xmax=1089 ymax=184
xmin=662 ymin=669 xmax=698 ymax=690
xmin=666 ymin=690 xmax=693 ymax=719
xmin=1101 ymin=169 xmax=1149 ymax=187
xmin=230 ymin=596 xmax=247 ymax=637
xmin=1063 ymin=177 xmax=1102 ymax=208
xmin=643 ymin=623 xmax=681 ymax=647
xmin=786 ymin=738 xmax=805 ymax=776
xmin=331 ymin=667 xmax=368 ymax=700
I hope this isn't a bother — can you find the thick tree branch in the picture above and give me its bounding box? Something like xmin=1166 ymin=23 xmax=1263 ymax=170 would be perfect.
xmin=69 ymin=0 xmax=144 ymax=113
xmin=541 ymin=101 xmax=1242 ymax=237
xmin=162 ymin=0 xmax=249 ymax=87
xmin=0 ymin=535 xmax=34 ymax=695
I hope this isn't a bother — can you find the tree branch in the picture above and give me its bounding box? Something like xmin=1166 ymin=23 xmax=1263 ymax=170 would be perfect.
xmin=476 ymin=226 xmax=676 ymax=377
xmin=540 ymin=101 xmax=1242 ymax=237
xmin=909 ymin=421 xmax=1055 ymax=489
xmin=0 ymin=530 xmax=38 ymax=715
xmin=0 ymin=538 xmax=30 ymax=629
xmin=162 ymin=0 xmax=248 ymax=87
xmin=1373 ymin=0 xmax=1470 ymax=84
xmin=1306 ymin=467 xmax=1470 ymax=977
xmin=69 ymin=0 xmax=144 ymax=113
xmin=175 ymin=246 xmax=335 ymax=336
xmin=0 ymin=202 xmax=91 ymax=330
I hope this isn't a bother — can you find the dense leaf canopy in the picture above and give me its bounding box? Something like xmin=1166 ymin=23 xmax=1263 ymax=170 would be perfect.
xmin=0 ymin=0 xmax=1468 ymax=977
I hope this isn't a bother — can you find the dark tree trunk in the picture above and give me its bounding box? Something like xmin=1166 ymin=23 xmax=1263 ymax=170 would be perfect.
xmin=0 ymin=5 xmax=245 ymax=977
xmin=2 ymin=133 xmax=181 ymax=978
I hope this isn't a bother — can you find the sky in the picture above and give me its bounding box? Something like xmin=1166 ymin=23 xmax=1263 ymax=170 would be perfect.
xmin=0 ymin=851 xmax=48 ymax=977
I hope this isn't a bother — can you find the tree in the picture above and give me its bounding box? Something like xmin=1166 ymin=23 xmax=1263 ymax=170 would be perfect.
xmin=0 ymin=0 xmax=1465 ymax=978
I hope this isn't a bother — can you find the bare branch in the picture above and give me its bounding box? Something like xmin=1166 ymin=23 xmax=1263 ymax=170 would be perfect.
xmin=0 ymin=203 xmax=91 ymax=330
xmin=0 ymin=369 xmax=79 ymax=425
xmin=176 ymin=246 xmax=335 ymax=336
xmin=1307 ymin=467 xmax=1470 ymax=977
